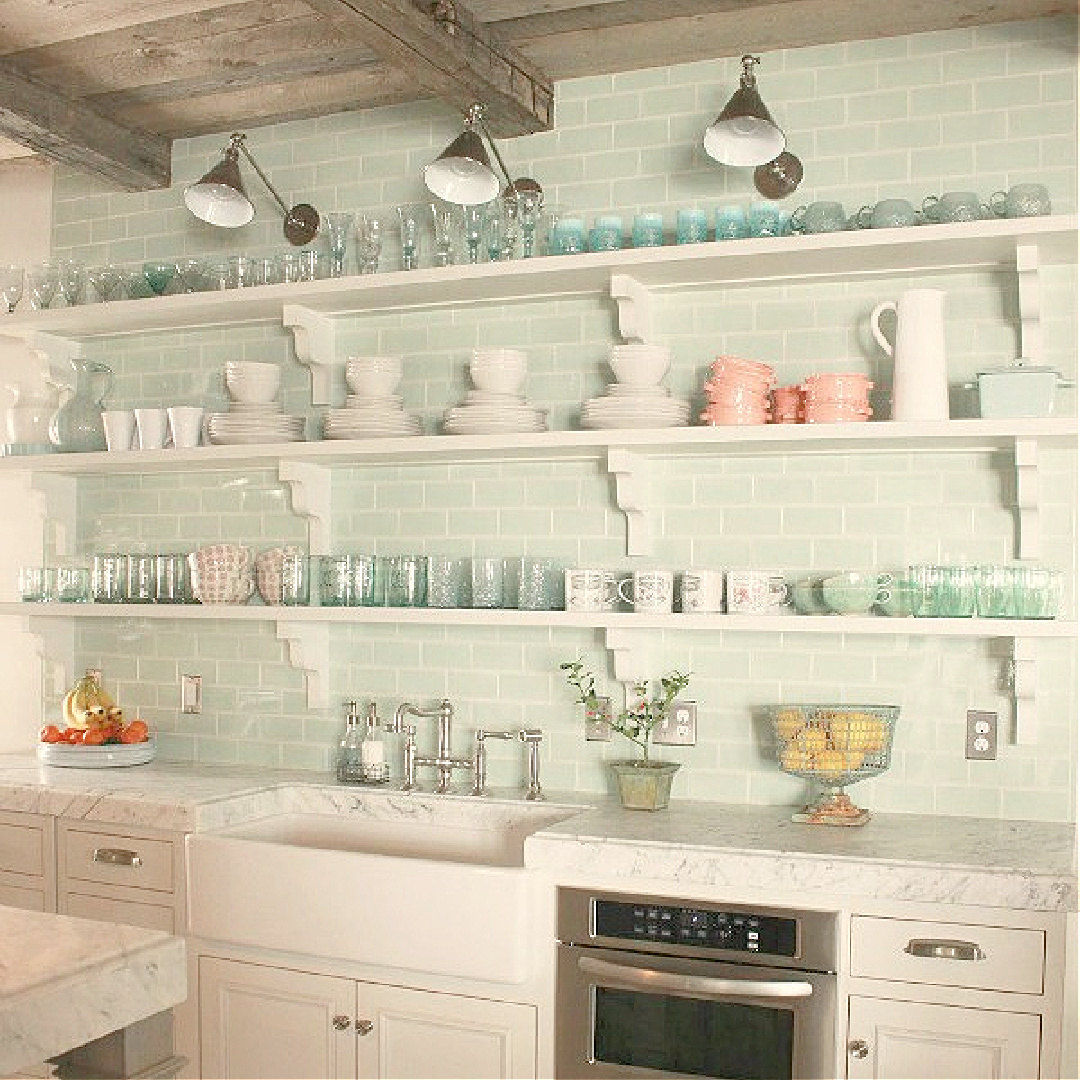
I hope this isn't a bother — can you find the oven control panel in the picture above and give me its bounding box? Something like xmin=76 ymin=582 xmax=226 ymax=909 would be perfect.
xmin=593 ymin=899 xmax=797 ymax=958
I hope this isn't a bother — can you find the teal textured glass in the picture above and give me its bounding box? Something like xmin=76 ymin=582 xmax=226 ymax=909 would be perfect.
xmin=552 ymin=217 xmax=586 ymax=254
xmin=676 ymin=208 xmax=709 ymax=244
xmin=632 ymin=212 xmax=664 ymax=248
xmin=715 ymin=205 xmax=749 ymax=240
xmin=748 ymin=201 xmax=782 ymax=238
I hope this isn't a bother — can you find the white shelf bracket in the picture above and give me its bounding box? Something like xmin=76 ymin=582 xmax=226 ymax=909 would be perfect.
xmin=275 ymin=620 xmax=330 ymax=709
xmin=609 ymin=273 xmax=652 ymax=344
xmin=1015 ymin=243 xmax=1042 ymax=363
xmin=1010 ymin=636 xmax=1038 ymax=745
xmin=278 ymin=460 xmax=332 ymax=556
xmin=19 ymin=614 xmax=74 ymax=698
xmin=604 ymin=627 xmax=650 ymax=686
xmin=607 ymin=447 xmax=650 ymax=556
xmin=1014 ymin=437 xmax=1040 ymax=560
xmin=282 ymin=305 xmax=335 ymax=405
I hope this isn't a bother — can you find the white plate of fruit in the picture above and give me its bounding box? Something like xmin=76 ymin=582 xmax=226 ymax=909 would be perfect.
xmin=37 ymin=670 xmax=154 ymax=768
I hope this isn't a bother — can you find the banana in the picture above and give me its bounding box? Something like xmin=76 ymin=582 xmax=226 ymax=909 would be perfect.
xmin=64 ymin=671 xmax=115 ymax=730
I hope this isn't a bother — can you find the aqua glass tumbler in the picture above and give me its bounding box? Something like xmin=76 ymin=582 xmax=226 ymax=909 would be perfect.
xmin=676 ymin=208 xmax=709 ymax=244
xmin=588 ymin=215 xmax=623 ymax=252
xmin=632 ymin=212 xmax=664 ymax=248
xmin=715 ymin=205 xmax=749 ymax=240
xmin=748 ymin=201 xmax=782 ymax=238
xmin=552 ymin=216 xmax=586 ymax=255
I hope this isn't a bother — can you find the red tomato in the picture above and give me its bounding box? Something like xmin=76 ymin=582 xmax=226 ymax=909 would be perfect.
xmin=63 ymin=728 xmax=84 ymax=743
xmin=121 ymin=720 xmax=150 ymax=744
xmin=40 ymin=724 xmax=63 ymax=744
xmin=82 ymin=728 xmax=106 ymax=745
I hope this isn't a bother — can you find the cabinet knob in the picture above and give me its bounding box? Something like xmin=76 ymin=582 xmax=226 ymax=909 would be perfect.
xmin=356 ymin=1019 xmax=374 ymax=1036
xmin=848 ymin=1039 xmax=870 ymax=1060
xmin=332 ymin=1015 xmax=351 ymax=1031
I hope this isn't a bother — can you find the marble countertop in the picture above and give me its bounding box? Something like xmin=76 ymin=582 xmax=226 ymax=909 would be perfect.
xmin=0 ymin=905 xmax=187 ymax=1073
xmin=0 ymin=753 xmax=1074 ymax=912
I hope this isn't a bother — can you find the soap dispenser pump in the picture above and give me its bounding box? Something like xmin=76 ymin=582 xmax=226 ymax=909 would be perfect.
xmin=359 ymin=701 xmax=390 ymax=785
xmin=336 ymin=700 xmax=365 ymax=784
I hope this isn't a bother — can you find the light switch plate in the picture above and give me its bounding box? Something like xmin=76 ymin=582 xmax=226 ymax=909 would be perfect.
xmin=181 ymin=674 xmax=202 ymax=715
xmin=965 ymin=709 xmax=997 ymax=760
xmin=653 ymin=700 xmax=697 ymax=746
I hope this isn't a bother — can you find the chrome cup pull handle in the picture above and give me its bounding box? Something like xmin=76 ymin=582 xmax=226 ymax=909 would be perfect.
xmin=92 ymin=847 xmax=142 ymax=868
xmin=904 ymin=938 xmax=985 ymax=962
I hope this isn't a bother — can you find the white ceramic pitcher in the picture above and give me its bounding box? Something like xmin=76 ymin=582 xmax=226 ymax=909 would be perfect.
xmin=870 ymin=288 xmax=949 ymax=421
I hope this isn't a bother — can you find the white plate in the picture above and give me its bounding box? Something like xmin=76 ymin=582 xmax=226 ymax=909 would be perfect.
xmin=345 ymin=394 xmax=404 ymax=409
xmin=226 ymin=402 xmax=284 ymax=414
xmin=322 ymin=428 xmax=422 ymax=440
xmin=37 ymin=737 xmax=156 ymax=768
xmin=581 ymin=414 xmax=688 ymax=429
xmin=208 ymin=431 xmax=307 ymax=445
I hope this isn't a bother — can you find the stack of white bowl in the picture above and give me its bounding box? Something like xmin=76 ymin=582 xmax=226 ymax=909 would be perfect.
xmin=580 ymin=343 xmax=690 ymax=429
xmin=442 ymin=348 xmax=547 ymax=435
xmin=207 ymin=361 xmax=306 ymax=445
xmin=323 ymin=356 xmax=421 ymax=439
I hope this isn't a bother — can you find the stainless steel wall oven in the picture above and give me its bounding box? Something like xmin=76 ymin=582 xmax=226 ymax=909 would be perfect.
xmin=556 ymin=887 xmax=838 ymax=1080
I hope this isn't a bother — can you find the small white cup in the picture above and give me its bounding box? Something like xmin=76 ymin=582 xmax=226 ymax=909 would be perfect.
xmin=101 ymin=409 xmax=134 ymax=451
xmin=167 ymin=406 xmax=204 ymax=449
xmin=726 ymin=570 xmax=790 ymax=613
xmin=563 ymin=568 xmax=619 ymax=612
xmin=618 ymin=569 xmax=674 ymax=613
xmin=134 ymin=407 xmax=168 ymax=450
xmin=680 ymin=568 xmax=725 ymax=613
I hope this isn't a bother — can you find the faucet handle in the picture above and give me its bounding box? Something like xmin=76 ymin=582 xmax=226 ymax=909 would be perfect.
xmin=519 ymin=728 xmax=544 ymax=801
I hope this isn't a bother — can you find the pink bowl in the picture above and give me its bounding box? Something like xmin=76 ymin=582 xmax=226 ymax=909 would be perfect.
xmin=703 ymin=381 xmax=771 ymax=408
xmin=804 ymin=405 xmax=872 ymax=423
xmin=700 ymin=405 xmax=771 ymax=426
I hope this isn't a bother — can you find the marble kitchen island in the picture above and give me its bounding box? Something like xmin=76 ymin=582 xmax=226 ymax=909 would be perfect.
xmin=0 ymin=904 xmax=186 ymax=1076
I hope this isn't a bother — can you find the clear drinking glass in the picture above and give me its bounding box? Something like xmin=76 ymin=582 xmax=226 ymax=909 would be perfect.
xmin=56 ymin=564 xmax=90 ymax=603
xmin=0 ymin=265 xmax=23 ymax=313
xmin=425 ymin=556 xmax=469 ymax=608
xmin=126 ymin=554 xmax=157 ymax=603
xmin=175 ymin=259 xmax=207 ymax=293
xmin=325 ymin=211 xmax=355 ymax=277
xmin=517 ymin=189 xmax=543 ymax=258
xmin=430 ymin=202 xmax=455 ymax=267
xmin=92 ymin=553 xmax=128 ymax=603
xmin=462 ymin=205 xmax=484 ymax=264
xmin=87 ymin=265 xmax=126 ymax=302
xmin=396 ymin=205 xmax=422 ymax=270
xmin=319 ymin=554 xmax=353 ymax=606
xmin=18 ymin=566 xmax=54 ymax=603
xmin=356 ymin=215 xmax=382 ymax=274
xmin=470 ymin=557 xmax=505 ymax=608
xmin=155 ymin=553 xmax=190 ymax=604
xmin=384 ymin=555 xmax=426 ymax=607
xmin=56 ymin=260 xmax=86 ymax=306
xmin=28 ymin=264 xmax=59 ymax=310
xmin=280 ymin=549 xmax=310 ymax=606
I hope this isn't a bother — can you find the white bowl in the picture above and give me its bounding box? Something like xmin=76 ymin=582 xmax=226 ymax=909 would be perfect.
xmin=469 ymin=352 xmax=527 ymax=395
xmin=225 ymin=361 xmax=281 ymax=403
xmin=609 ymin=345 xmax=670 ymax=387
xmin=345 ymin=355 xmax=403 ymax=397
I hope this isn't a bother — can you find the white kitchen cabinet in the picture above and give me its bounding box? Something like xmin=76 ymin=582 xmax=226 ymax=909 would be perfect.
xmin=847 ymin=913 xmax=1055 ymax=1079
xmin=0 ymin=809 xmax=55 ymax=912
xmin=846 ymin=995 xmax=1041 ymax=1079
xmin=198 ymin=954 xmax=536 ymax=1080
xmin=56 ymin=820 xmax=186 ymax=933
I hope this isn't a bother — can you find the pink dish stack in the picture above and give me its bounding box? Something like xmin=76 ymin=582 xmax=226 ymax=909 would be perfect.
xmin=771 ymin=384 xmax=804 ymax=424
xmin=700 ymin=356 xmax=777 ymax=426
xmin=801 ymin=372 xmax=873 ymax=423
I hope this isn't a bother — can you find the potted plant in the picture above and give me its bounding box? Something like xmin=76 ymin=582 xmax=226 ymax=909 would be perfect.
xmin=560 ymin=658 xmax=691 ymax=810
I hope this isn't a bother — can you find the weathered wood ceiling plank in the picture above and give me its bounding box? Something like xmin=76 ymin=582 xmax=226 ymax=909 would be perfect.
xmin=0 ymin=60 xmax=170 ymax=187
xmin=303 ymin=0 xmax=555 ymax=136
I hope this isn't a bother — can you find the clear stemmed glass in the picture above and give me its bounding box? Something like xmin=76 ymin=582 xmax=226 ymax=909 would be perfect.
xmin=142 ymin=261 xmax=177 ymax=296
xmin=325 ymin=212 xmax=354 ymax=277
xmin=27 ymin=264 xmax=59 ymax=310
xmin=87 ymin=265 xmax=126 ymax=302
xmin=461 ymin=205 xmax=484 ymax=264
xmin=396 ymin=205 xmax=421 ymax=270
xmin=356 ymin=214 xmax=382 ymax=274
xmin=517 ymin=188 xmax=544 ymax=258
xmin=0 ymin=265 xmax=24 ymax=313
xmin=484 ymin=195 xmax=520 ymax=261
xmin=175 ymin=259 xmax=207 ymax=293
xmin=430 ymin=202 xmax=455 ymax=267
xmin=56 ymin=260 xmax=85 ymax=306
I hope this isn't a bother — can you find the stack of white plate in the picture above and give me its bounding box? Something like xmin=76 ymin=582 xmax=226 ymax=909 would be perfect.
xmin=580 ymin=342 xmax=690 ymax=429
xmin=442 ymin=348 xmax=548 ymax=435
xmin=207 ymin=401 xmax=307 ymax=445
xmin=322 ymin=394 xmax=423 ymax=439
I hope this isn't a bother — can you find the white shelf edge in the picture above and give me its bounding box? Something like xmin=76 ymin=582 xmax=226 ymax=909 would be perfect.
xmin=4 ymin=603 xmax=1073 ymax=638
xmin=2 ymin=215 xmax=1074 ymax=342
xmin=1 ymin=418 xmax=1075 ymax=478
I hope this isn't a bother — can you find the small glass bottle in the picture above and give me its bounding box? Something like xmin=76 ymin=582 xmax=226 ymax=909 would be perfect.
xmin=360 ymin=702 xmax=390 ymax=784
xmin=336 ymin=700 xmax=365 ymax=784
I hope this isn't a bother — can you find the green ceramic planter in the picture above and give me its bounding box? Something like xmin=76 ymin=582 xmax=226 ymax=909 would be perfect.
xmin=610 ymin=760 xmax=680 ymax=811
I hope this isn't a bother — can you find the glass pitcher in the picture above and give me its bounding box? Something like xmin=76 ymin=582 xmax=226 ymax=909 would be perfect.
xmin=48 ymin=359 xmax=113 ymax=453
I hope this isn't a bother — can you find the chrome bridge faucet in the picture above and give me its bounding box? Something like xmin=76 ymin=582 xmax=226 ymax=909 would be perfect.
xmin=390 ymin=699 xmax=472 ymax=793
xmin=471 ymin=727 xmax=545 ymax=800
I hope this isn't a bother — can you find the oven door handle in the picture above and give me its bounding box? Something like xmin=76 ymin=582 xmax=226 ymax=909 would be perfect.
xmin=577 ymin=955 xmax=815 ymax=1000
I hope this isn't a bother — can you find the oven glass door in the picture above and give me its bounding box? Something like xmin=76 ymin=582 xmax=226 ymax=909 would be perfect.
xmin=557 ymin=945 xmax=835 ymax=1080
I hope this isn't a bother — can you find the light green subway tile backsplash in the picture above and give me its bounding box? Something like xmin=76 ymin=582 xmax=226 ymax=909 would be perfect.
xmin=40 ymin=17 xmax=1077 ymax=821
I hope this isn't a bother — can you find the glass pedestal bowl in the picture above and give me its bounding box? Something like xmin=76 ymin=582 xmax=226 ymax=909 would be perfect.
xmin=770 ymin=704 xmax=899 ymax=826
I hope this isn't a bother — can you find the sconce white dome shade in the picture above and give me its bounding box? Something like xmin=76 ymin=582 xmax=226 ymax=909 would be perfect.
xmin=184 ymin=150 xmax=254 ymax=227
xmin=703 ymin=112 xmax=786 ymax=167
xmin=423 ymin=128 xmax=502 ymax=205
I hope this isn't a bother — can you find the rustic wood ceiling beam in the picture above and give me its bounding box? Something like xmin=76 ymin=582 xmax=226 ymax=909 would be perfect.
xmin=303 ymin=0 xmax=554 ymax=137
xmin=0 ymin=61 xmax=170 ymax=189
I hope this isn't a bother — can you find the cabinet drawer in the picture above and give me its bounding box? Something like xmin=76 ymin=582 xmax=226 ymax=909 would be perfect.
xmin=0 ymin=820 xmax=46 ymax=876
xmin=850 ymin=915 xmax=1045 ymax=994
xmin=62 ymin=828 xmax=174 ymax=893
xmin=64 ymin=889 xmax=176 ymax=932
